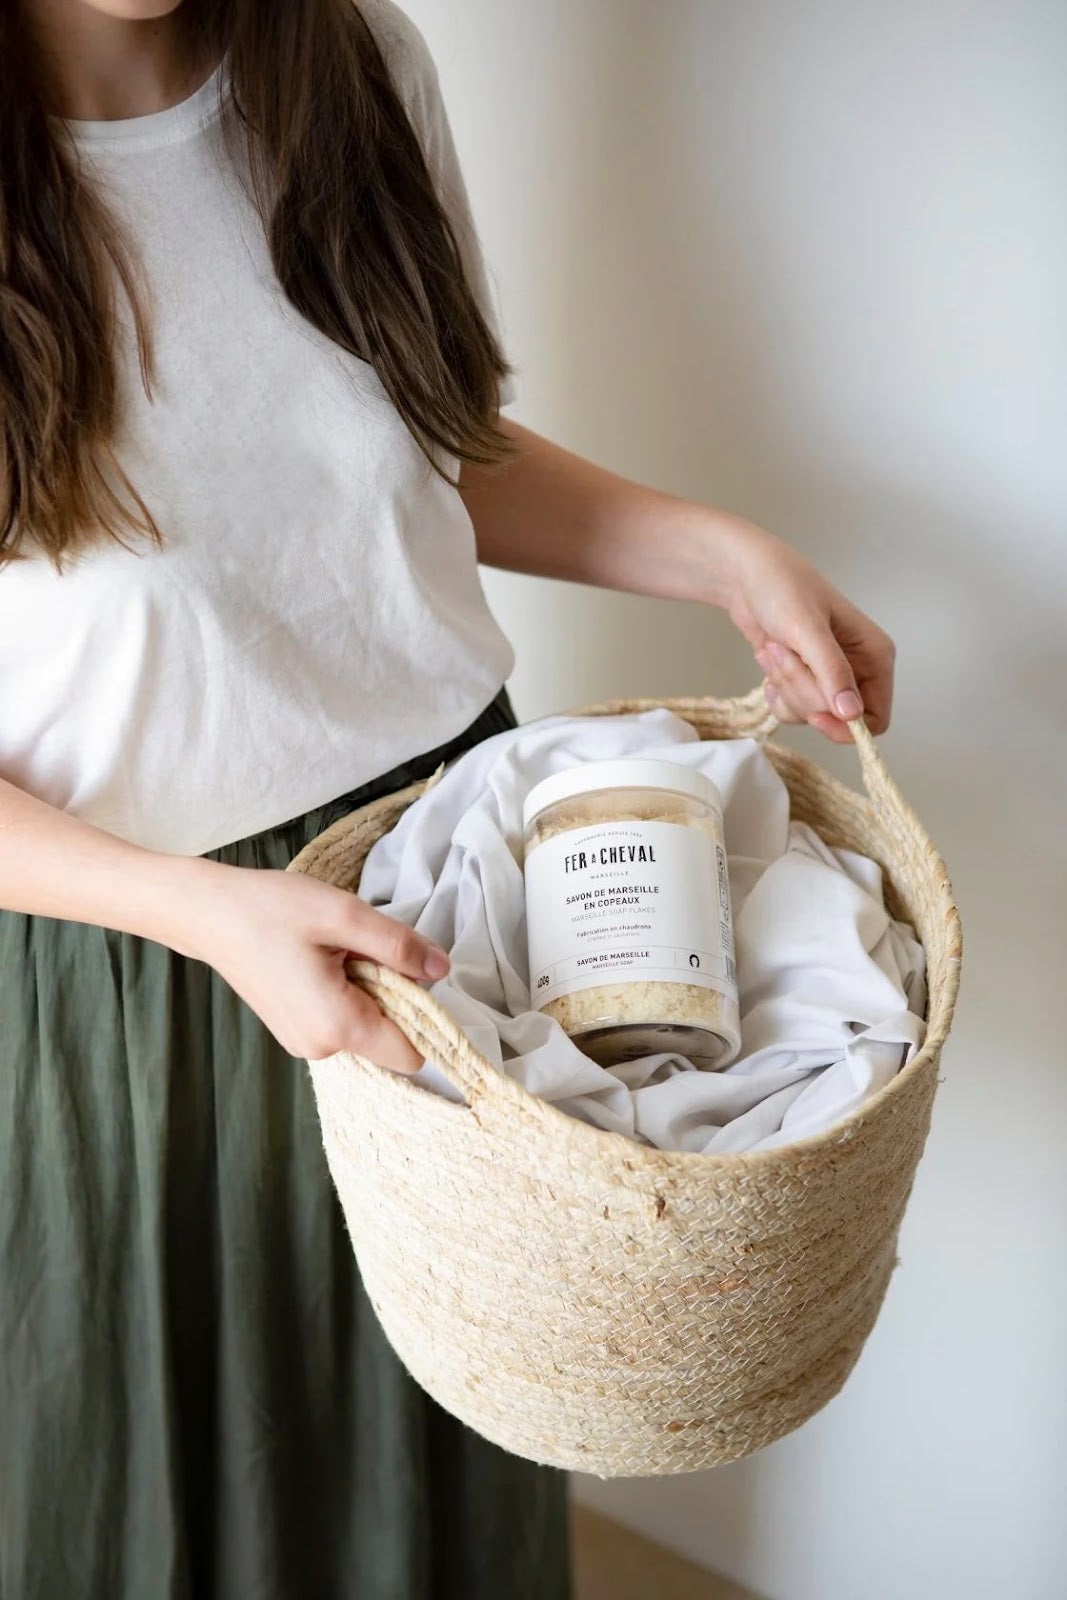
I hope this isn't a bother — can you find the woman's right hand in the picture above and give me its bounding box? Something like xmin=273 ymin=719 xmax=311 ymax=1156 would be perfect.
xmin=0 ymin=775 xmax=444 ymax=1073
xmin=172 ymin=859 xmax=450 ymax=1073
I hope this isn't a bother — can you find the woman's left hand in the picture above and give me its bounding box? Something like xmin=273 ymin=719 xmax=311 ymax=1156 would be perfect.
xmin=463 ymin=422 xmax=895 ymax=744
xmin=715 ymin=517 xmax=896 ymax=744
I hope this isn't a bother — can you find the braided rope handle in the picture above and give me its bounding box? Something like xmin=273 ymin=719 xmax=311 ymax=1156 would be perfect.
xmin=306 ymin=687 xmax=941 ymax=1108
xmin=576 ymin=682 xmax=890 ymax=797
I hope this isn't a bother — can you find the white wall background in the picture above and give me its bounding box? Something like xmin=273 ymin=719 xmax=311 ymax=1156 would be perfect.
xmin=403 ymin=3 xmax=1067 ymax=1596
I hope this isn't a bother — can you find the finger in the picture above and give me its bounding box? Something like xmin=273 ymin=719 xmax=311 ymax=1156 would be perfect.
xmin=331 ymin=894 xmax=450 ymax=983
xmin=762 ymin=652 xmax=854 ymax=740
xmin=827 ymin=601 xmax=896 ymax=733
xmin=766 ymin=677 xmax=850 ymax=738
xmin=760 ymin=643 xmax=832 ymax=721
xmin=767 ymin=672 xmax=868 ymax=744
xmin=336 ymin=980 xmax=425 ymax=1075
xmin=783 ymin=620 xmax=865 ymax=723
xmin=758 ymin=654 xmax=801 ymax=721
xmin=763 ymin=680 xmax=801 ymax=724
xmin=853 ymin=632 xmax=895 ymax=735
xmin=808 ymin=710 xmax=856 ymax=745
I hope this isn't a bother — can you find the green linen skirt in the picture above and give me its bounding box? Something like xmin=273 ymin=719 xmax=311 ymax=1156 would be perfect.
xmin=0 ymin=686 xmax=571 ymax=1600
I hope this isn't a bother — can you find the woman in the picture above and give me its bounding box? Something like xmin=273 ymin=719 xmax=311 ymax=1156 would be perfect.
xmin=0 ymin=0 xmax=895 ymax=1596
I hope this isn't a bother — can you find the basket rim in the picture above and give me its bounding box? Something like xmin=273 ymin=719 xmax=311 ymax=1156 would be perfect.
xmin=291 ymin=693 xmax=962 ymax=1174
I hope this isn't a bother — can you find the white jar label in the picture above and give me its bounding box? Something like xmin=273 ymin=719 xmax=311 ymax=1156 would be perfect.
xmin=524 ymin=818 xmax=737 ymax=1010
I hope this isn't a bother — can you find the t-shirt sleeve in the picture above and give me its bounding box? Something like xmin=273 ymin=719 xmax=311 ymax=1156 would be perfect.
xmin=360 ymin=0 xmax=518 ymax=407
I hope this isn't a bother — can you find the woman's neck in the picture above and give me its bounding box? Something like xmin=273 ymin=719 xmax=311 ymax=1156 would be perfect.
xmin=24 ymin=1 xmax=210 ymax=122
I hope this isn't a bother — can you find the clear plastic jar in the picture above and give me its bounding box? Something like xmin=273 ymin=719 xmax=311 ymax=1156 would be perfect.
xmin=522 ymin=758 xmax=741 ymax=1070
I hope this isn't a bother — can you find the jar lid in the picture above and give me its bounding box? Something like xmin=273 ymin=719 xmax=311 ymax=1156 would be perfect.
xmin=522 ymin=757 xmax=724 ymax=829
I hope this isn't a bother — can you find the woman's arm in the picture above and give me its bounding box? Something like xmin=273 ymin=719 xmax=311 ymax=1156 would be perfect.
xmin=0 ymin=775 xmax=449 ymax=1072
xmin=461 ymin=420 xmax=895 ymax=745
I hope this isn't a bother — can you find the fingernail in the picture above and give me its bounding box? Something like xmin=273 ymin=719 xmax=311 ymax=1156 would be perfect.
xmin=422 ymin=947 xmax=450 ymax=980
xmin=764 ymin=682 xmax=779 ymax=704
xmin=834 ymin=690 xmax=864 ymax=720
xmin=767 ymin=642 xmax=787 ymax=666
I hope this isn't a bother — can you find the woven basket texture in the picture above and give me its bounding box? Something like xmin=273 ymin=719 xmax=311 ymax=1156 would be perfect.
xmin=286 ymin=690 xmax=962 ymax=1477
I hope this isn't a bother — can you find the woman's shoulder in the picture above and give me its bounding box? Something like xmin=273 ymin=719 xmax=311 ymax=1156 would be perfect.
xmin=356 ymin=0 xmax=440 ymax=97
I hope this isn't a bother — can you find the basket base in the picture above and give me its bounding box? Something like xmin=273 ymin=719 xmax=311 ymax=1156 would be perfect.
xmin=362 ymin=1242 xmax=895 ymax=1479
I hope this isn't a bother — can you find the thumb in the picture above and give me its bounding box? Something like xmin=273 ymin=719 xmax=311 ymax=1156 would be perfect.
xmin=799 ymin=620 xmax=865 ymax=721
xmin=321 ymin=888 xmax=451 ymax=983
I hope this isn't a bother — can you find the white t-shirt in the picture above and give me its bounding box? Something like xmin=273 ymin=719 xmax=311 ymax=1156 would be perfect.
xmin=0 ymin=1 xmax=516 ymax=855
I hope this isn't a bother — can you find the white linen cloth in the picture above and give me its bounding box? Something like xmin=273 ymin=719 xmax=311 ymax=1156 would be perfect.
xmin=358 ymin=710 xmax=927 ymax=1154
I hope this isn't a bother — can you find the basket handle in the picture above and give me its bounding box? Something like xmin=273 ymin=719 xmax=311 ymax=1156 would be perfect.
xmin=756 ymin=683 xmax=898 ymax=815
xmin=580 ymin=681 xmax=896 ymax=806
xmin=339 ymin=957 xmax=542 ymax=1115
xmin=337 ymin=686 xmax=906 ymax=1116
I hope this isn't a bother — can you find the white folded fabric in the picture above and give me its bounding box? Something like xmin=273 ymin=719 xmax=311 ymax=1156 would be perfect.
xmin=357 ymin=710 xmax=926 ymax=1155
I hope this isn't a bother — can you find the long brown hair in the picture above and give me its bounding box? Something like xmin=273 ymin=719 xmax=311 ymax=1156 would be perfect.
xmin=0 ymin=0 xmax=511 ymax=569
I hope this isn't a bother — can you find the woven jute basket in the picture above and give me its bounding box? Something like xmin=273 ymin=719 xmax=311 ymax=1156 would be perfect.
xmin=286 ymin=690 xmax=961 ymax=1477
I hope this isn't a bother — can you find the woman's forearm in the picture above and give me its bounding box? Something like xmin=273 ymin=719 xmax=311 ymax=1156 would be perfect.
xmin=460 ymin=419 xmax=747 ymax=609
xmin=0 ymin=774 xmax=220 ymax=955
xmin=461 ymin=417 xmax=895 ymax=741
